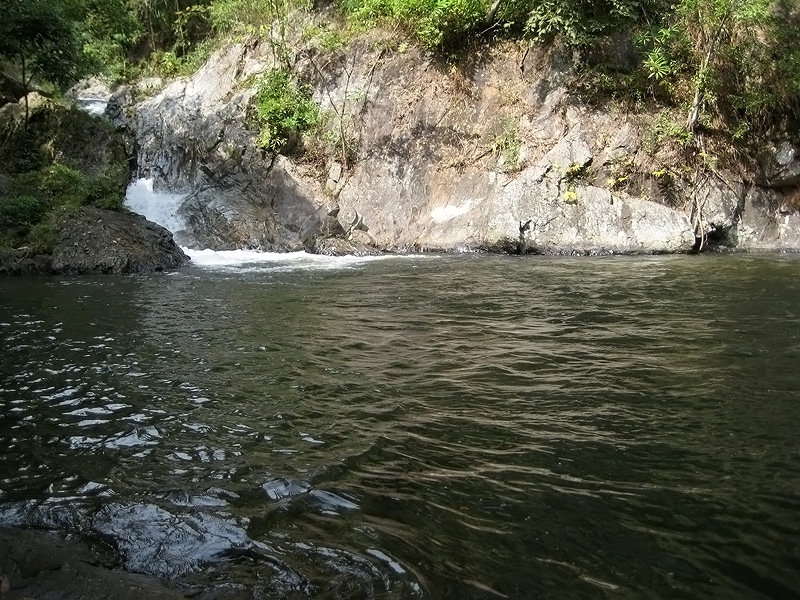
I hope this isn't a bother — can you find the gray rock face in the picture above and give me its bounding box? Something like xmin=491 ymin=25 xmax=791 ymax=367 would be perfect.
xmin=121 ymin=34 xmax=800 ymax=255
xmin=50 ymin=207 xmax=189 ymax=274
xmin=128 ymin=44 xmax=322 ymax=252
xmin=762 ymin=142 xmax=800 ymax=187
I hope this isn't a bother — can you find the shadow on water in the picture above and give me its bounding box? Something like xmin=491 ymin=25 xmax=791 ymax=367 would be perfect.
xmin=1 ymin=254 xmax=800 ymax=598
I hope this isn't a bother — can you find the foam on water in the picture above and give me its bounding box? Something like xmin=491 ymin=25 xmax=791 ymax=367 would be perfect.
xmin=78 ymin=97 xmax=109 ymax=117
xmin=183 ymin=247 xmax=419 ymax=271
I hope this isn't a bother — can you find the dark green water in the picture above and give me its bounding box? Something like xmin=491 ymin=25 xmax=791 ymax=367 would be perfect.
xmin=1 ymin=254 xmax=799 ymax=599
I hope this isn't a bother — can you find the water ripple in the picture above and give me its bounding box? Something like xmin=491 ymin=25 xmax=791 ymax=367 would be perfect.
xmin=1 ymin=255 xmax=800 ymax=598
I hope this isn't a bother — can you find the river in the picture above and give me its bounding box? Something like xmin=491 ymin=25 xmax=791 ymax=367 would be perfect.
xmin=1 ymin=253 xmax=799 ymax=599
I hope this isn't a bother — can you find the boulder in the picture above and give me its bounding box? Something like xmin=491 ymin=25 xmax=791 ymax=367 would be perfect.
xmin=312 ymin=236 xmax=382 ymax=256
xmin=49 ymin=207 xmax=189 ymax=274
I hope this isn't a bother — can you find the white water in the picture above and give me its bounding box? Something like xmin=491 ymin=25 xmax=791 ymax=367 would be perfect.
xmin=78 ymin=97 xmax=109 ymax=117
xmin=125 ymin=178 xmax=189 ymax=235
xmin=183 ymin=248 xmax=414 ymax=271
xmin=125 ymin=178 xmax=427 ymax=270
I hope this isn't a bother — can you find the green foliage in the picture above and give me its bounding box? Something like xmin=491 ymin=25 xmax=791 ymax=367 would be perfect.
xmin=343 ymin=0 xmax=490 ymax=49
xmin=0 ymin=0 xmax=92 ymax=95
xmin=0 ymin=196 xmax=48 ymax=230
xmin=303 ymin=25 xmax=356 ymax=52
xmin=524 ymin=0 xmax=654 ymax=46
xmin=1 ymin=164 xmax=125 ymax=246
xmin=80 ymin=0 xmax=144 ymax=80
xmin=253 ymin=69 xmax=319 ymax=152
xmin=642 ymin=111 xmax=694 ymax=154
xmin=644 ymin=49 xmax=670 ymax=82
xmin=26 ymin=218 xmax=59 ymax=254
xmin=563 ymin=187 xmax=578 ymax=204
xmin=636 ymin=0 xmax=799 ymax=134
xmin=85 ymin=166 xmax=127 ymax=210
xmin=314 ymin=111 xmax=359 ymax=167
xmin=36 ymin=164 xmax=91 ymax=206
xmin=562 ymin=162 xmax=590 ymax=182
xmin=491 ymin=118 xmax=520 ymax=172
xmin=605 ymin=156 xmax=634 ymax=191
xmin=208 ymin=0 xmax=307 ymax=34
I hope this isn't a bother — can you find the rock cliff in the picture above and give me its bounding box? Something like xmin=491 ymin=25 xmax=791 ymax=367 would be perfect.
xmin=117 ymin=33 xmax=800 ymax=254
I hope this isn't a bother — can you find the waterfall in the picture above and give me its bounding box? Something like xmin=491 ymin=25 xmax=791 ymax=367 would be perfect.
xmin=124 ymin=178 xmax=403 ymax=270
xmin=125 ymin=178 xmax=189 ymax=236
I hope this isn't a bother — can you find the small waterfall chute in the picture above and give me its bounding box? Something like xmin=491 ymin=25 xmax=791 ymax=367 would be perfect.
xmin=125 ymin=178 xmax=189 ymax=236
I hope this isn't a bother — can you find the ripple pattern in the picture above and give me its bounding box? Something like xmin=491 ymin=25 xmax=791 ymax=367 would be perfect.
xmin=1 ymin=255 xmax=800 ymax=598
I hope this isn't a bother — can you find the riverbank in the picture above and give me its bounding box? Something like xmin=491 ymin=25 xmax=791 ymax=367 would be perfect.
xmin=2 ymin=15 xmax=800 ymax=268
xmin=114 ymin=28 xmax=800 ymax=255
xmin=0 ymin=527 xmax=190 ymax=600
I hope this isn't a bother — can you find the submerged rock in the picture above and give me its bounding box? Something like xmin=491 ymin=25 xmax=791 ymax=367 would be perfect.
xmin=311 ymin=236 xmax=383 ymax=256
xmin=92 ymin=503 xmax=253 ymax=579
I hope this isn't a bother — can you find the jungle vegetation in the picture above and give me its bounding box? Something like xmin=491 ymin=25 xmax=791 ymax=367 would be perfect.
xmin=0 ymin=0 xmax=797 ymax=254
xmin=0 ymin=0 xmax=798 ymax=146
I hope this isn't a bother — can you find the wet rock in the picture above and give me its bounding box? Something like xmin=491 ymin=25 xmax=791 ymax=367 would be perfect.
xmin=262 ymin=478 xmax=311 ymax=501
xmin=91 ymin=503 xmax=252 ymax=579
xmin=0 ymin=500 xmax=90 ymax=532
xmin=0 ymin=527 xmax=187 ymax=600
xmin=312 ymin=237 xmax=382 ymax=256
xmin=0 ymin=253 xmax=53 ymax=276
xmin=49 ymin=208 xmax=189 ymax=275
xmin=105 ymin=86 xmax=134 ymax=130
xmin=177 ymin=185 xmax=307 ymax=251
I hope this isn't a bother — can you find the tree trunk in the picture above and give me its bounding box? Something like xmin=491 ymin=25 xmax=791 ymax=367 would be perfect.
xmin=485 ymin=0 xmax=503 ymax=23
xmin=686 ymin=15 xmax=728 ymax=132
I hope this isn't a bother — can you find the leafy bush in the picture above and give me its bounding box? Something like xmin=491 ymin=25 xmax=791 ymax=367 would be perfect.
xmin=36 ymin=164 xmax=91 ymax=206
xmin=491 ymin=118 xmax=520 ymax=172
xmin=85 ymin=166 xmax=127 ymax=210
xmin=524 ymin=0 xmax=646 ymax=45
xmin=253 ymin=69 xmax=319 ymax=152
xmin=343 ymin=0 xmax=491 ymax=48
xmin=26 ymin=218 xmax=59 ymax=254
xmin=635 ymin=0 xmax=800 ymax=135
xmin=0 ymin=196 xmax=47 ymax=229
xmin=1 ymin=163 xmax=126 ymax=247
xmin=209 ymin=0 xmax=309 ymax=34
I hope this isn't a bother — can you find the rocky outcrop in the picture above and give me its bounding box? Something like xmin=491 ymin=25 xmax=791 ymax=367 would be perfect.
xmin=52 ymin=208 xmax=189 ymax=274
xmin=118 ymin=32 xmax=800 ymax=255
xmin=119 ymin=43 xmax=323 ymax=252
xmin=0 ymin=208 xmax=189 ymax=275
